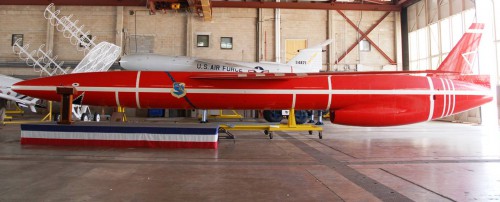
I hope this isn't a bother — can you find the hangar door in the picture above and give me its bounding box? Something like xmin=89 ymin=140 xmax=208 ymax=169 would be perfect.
xmin=285 ymin=39 xmax=307 ymax=62
xmin=128 ymin=35 xmax=154 ymax=54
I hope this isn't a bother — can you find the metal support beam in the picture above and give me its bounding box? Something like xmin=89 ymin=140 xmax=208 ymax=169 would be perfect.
xmin=275 ymin=5 xmax=281 ymax=63
xmin=0 ymin=0 xmax=420 ymax=12
xmin=0 ymin=0 xmax=147 ymax=6
xmin=257 ymin=8 xmax=263 ymax=62
xmin=397 ymin=0 xmax=419 ymax=7
xmin=395 ymin=11 xmax=403 ymax=70
xmin=0 ymin=0 xmax=416 ymax=10
xmin=336 ymin=11 xmax=394 ymax=64
xmin=328 ymin=10 xmax=334 ymax=71
xmin=364 ymin=0 xmax=392 ymax=4
xmin=211 ymin=2 xmax=401 ymax=11
xmin=401 ymin=7 xmax=409 ymax=70
xmin=200 ymin=0 xmax=212 ymax=21
xmin=200 ymin=110 xmax=208 ymax=123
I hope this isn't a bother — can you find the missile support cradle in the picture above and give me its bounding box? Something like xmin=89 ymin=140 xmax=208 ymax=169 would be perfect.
xmin=218 ymin=109 xmax=323 ymax=139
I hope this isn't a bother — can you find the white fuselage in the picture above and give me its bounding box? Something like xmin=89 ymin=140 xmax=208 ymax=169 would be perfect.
xmin=120 ymin=54 xmax=307 ymax=73
xmin=0 ymin=75 xmax=39 ymax=111
xmin=0 ymin=75 xmax=23 ymax=100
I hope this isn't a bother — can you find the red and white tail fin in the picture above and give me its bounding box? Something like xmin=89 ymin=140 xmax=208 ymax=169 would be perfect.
xmin=437 ymin=23 xmax=484 ymax=74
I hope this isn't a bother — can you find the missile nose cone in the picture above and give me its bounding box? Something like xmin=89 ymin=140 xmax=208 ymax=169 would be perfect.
xmin=12 ymin=80 xmax=23 ymax=89
xmin=119 ymin=55 xmax=135 ymax=69
xmin=118 ymin=55 xmax=128 ymax=64
xmin=118 ymin=59 xmax=126 ymax=69
xmin=11 ymin=79 xmax=31 ymax=93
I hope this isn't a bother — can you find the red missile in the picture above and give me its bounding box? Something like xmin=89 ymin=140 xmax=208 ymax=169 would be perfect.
xmin=11 ymin=23 xmax=493 ymax=126
xmin=11 ymin=71 xmax=492 ymax=126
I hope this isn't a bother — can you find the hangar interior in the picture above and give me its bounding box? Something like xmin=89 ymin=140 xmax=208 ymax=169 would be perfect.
xmin=1 ymin=0 xmax=500 ymax=201
xmin=1 ymin=0 xmax=498 ymax=124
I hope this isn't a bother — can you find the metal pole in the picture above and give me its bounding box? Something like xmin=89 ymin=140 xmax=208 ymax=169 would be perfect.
xmin=316 ymin=110 xmax=324 ymax=125
xmin=201 ymin=109 xmax=208 ymax=123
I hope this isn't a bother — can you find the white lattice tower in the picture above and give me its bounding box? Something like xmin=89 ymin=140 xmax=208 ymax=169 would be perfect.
xmin=12 ymin=39 xmax=68 ymax=76
xmin=44 ymin=3 xmax=96 ymax=53
xmin=12 ymin=4 xmax=123 ymax=122
xmin=72 ymin=42 xmax=122 ymax=73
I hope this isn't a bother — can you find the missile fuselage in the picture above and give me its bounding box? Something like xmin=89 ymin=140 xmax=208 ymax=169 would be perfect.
xmin=12 ymin=71 xmax=492 ymax=126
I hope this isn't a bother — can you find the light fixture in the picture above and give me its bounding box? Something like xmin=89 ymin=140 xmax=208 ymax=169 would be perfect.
xmin=359 ymin=39 xmax=371 ymax=52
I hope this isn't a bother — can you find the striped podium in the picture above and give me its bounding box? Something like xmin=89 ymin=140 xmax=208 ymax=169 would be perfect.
xmin=21 ymin=124 xmax=219 ymax=149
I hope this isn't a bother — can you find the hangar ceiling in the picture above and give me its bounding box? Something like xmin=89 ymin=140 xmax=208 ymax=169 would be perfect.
xmin=2 ymin=0 xmax=419 ymax=21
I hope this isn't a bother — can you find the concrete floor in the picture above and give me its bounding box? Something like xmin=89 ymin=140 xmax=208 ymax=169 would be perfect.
xmin=1 ymin=119 xmax=500 ymax=201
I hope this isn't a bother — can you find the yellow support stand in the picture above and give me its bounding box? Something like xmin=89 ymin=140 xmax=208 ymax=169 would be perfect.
xmin=210 ymin=110 xmax=243 ymax=120
xmin=4 ymin=101 xmax=53 ymax=124
xmin=40 ymin=101 xmax=53 ymax=122
xmin=110 ymin=106 xmax=127 ymax=122
xmin=323 ymin=112 xmax=330 ymax=118
xmin=118 ymin=106 xmax=127 ymax=122
xmin=4 ymin=104 xmax=23 ymax=122
xmin=6 ymin=104 xmax=24 ymax=115
xmin=198 ymin=110 xmax=244 ymax=121
xmin=287 ymin=109 xmax=297 ymax=128
xmin=219 ymin=108 xmax=323 ymax=139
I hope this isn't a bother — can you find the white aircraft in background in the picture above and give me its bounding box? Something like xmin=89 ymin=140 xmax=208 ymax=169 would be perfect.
xmin=120 ymin=39 xmax=333 ymax=73
xmin=0 ymin=74 xmax=40 ymax=112
xmin=119 ymin=39 xmax=333 ymax=123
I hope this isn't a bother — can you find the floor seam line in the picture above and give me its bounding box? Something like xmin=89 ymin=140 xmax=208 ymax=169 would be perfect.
xmin=379 ymin=168 xmax=456 ymax=202
xmin=277 ymin=132 xmax=413 ymax=202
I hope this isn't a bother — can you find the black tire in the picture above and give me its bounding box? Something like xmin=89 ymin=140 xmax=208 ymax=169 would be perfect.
xmin=269 ymin=132 xmax=273 ymax=139
xmin=264 ymin=130 xmax=269 ymax=135
xmin=319 ymin=131 xmax=323 ymax=139
xmin=295 ymin=110 xmax=308 ymax=124
xmin=263 ymin=110 xmax=283 ymax=123
xmin=307 ymin=110 xmax=313 ymax=116
xmin=93 ymin=113 xmax=101 ymax=122
xmin=53 ymin=113 xmax=60 ymax=122
xmin=81 ymin=113 xmax=90 ymax=121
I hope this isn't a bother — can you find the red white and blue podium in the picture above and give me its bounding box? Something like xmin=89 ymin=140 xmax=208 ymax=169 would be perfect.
xmin=20 ymin=124 xmax=219 ymax=149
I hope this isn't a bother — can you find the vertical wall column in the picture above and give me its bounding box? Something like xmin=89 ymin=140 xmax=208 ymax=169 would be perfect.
xmin=186 ymin=15 xmax=193 ymax=57
xmin=327 ymin=10 xmax=334 ymax=72
xmin=275 ymin=5 xmax=280 ymax=63
xmin=257 ymin=8 xmax=263 ymax=62
xmin=395 ymin=11 xmax=403 ymax=71
xmin=116 ymin=6 xmax=124 ymax=55
xmin=401 ymin=7 xmax=409 ymax=71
